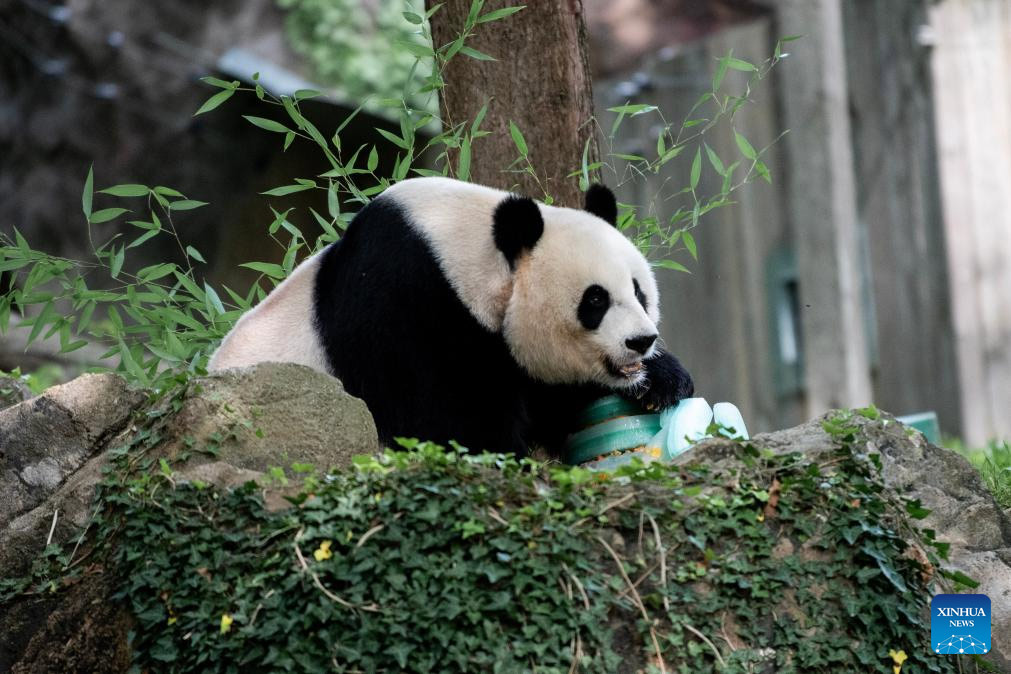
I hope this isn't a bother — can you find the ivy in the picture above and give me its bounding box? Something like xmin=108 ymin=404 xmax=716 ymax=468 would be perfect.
xmin=2 ymin=400 xmax=982 ymax=672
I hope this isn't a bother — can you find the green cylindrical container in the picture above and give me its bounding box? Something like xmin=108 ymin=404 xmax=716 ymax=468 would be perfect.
xmin=564 ymin=396 xmax=662 ymax=467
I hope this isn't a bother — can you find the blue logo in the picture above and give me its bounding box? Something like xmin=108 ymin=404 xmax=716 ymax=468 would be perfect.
xmin=931 ymin=594 xmax=990 ymax=655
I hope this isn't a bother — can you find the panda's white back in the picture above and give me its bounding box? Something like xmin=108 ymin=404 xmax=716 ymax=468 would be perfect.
xmin=207 ymin=251 xmax=329 ymax=373
xmin=381 ymin=178 xmax=516 ymax=331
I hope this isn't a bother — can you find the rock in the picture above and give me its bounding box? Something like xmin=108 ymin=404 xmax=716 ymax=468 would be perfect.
xmin=1 ymin=364 xmax=378 ymax=578
xmin=0 ymin=374 xmax=144 ymax=530
xmin=0 ymin=363 xmax=380 ymax=672
xmin=166 ymin=362 xmax=379 ymax=475
xmin=678 ymin=412 xmax=1011 ymax=671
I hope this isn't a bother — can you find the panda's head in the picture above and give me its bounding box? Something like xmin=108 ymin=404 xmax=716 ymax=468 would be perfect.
xmin=495 ymin=185 xmax=661 ymax=389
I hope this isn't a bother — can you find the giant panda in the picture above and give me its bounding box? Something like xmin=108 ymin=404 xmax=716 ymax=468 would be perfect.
xmin=209 ymin=177 xmax=693 ymax=455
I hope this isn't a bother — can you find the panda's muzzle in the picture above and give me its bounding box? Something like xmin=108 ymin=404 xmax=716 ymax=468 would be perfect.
xmin=604 ymin=357 xmax=645 ymax=380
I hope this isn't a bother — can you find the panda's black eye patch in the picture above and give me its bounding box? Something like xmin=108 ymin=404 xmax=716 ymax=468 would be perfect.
xmin=578 ymin=284 xmax=610 ymax=330
xmin=633 ymin=279 xmax=647 ymax=310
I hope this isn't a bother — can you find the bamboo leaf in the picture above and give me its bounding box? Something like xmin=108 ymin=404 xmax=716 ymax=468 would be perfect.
xmin=204 ymin=283 xmax=225 ymax=316
xmin=690 ymin=147 xmax=702 ymax=189
xmin=110 ymin=246 xmax=125 ymax=278
xmin=458 ymin=137 xmax=472 ymax=182
xmin=185 ymin=246 xmax=205 ymax=263
xmin=194 ymin=88 xmax=235 ymax=116
xmin=261 ymin=184 xmax=314 ymax=197
xmin=683 ymin=231 xmax=697 ymax=261
xmin=244 ymin=116 xmax=290 ymax=133
xmin=704 ymin=143 xmax=725 ymax=176
xmin=377 ymin=128 xmax=410 ymax=150
xmin=168 ymin=200 xmax=209 ymax=211
xmin=89 ymin=208 xmax=129 ymax=224
xmin=82 ymin=165 xmax=94 ymax=219
xmin=735 ymin=131 xmax=758 ymax=160
xmin=476 ymin=6 xmax=524 ymax=23
xmin=508 ymin=121 xmax=528 ymax=157
xmin=239 ymin=262 xmax=286 ymax=279
xmin=100 ymin=184 xmax=149 ymax=197
xmin=459 ymin=46 xmax=496 ymax=61
xmin=607 ymin=104 xmax=658 ymax=116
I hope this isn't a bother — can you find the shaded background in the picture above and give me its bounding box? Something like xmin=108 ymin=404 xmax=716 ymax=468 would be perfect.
xmin=1 ymin=0 xmax=1009 ymax=446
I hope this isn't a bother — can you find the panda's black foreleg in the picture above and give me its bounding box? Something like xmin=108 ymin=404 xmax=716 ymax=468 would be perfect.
xmin=624 ymin=348 xmax=694 ymax=411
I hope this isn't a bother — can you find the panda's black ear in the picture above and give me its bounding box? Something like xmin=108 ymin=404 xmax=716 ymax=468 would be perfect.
xmin=584 ymin=184 xmax=617 ymax=227
xmin=493 ymin=195 xmax=543 ymax=268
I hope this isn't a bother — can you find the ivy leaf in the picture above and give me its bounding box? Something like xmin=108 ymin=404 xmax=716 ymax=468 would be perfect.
xmin=939 ymin=568 xmax=980 ymax=589
xmin=904 ymin=500 xmax=931 ymax=520
xmin=652 ymin=259 xmax=690 ymax=273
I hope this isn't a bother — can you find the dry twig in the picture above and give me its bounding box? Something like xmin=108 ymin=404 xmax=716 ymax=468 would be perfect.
xmin=596 ymin=535 xmax=668 ymax=674
xmin=644 ymin=511 xmax=670 ymax=614
xmin=292 ymin=529 xmax=380 ymax=612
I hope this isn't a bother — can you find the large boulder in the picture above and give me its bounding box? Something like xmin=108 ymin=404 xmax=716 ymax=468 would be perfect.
xmin=1 ymin=363 xmax=377 ymax=577
xmin=164 ymin=362 xmax=379 ymax=474
xmin=0 ymin=373 xmax=144 ymax=532
xmin=0 ymin=363 xmax=378 ymax=672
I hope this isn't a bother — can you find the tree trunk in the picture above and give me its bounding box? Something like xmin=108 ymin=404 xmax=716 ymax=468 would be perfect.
xmin=427 ymin=0 xmax=597 ymax=207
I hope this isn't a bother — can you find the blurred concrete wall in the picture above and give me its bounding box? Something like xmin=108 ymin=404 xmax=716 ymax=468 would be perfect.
xmin=595 ymin=0 xmax=971 ymax=438
xmin=931 ymin=0 xmax=1011 ymax=445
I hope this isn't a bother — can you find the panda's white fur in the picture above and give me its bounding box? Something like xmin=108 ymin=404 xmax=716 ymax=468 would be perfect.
xmin=208 ymin=251 xmax=328 ymax=373
xmin=209 ymin=177 xmax=691 ymax=454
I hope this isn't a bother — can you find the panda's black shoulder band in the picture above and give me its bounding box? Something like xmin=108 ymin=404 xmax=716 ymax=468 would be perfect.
xmin=493 ymin=195 xmax=544 ymax=268
xmin=584 ymin=183 xmax=617 ymax=226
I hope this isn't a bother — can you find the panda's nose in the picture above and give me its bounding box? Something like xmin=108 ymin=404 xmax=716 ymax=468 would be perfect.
xmin=625 ymin=334 xmax=657 ymax=355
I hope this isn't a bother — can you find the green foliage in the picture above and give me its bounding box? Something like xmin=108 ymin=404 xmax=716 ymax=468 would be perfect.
xmin=947 ymin=437 xmax=1011 ymax=509
xmin=0 ymin=365 xmax=61 ymax=395
xmin=276 ymin=0 xmax=435 ymax=110
xmin=1 ymin=178 xmax=244 ymax=389
xmin=1 ymin=0 xmax=784 ymax=392
xmin=1 ymin=405 xmax=970 ymax=672
xmin=593 ymin=41 xmax=796 ymax=262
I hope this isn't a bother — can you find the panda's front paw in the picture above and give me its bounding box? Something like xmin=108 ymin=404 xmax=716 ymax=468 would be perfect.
xmin=635 ymin=350 xmax=694 ymax=411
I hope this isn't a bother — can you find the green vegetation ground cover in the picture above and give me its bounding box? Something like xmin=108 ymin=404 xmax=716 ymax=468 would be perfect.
xmin=948 ymin=439 xmax=1011 ymax=510
xmin=3 ymin=402 xmax=982 ymax=673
